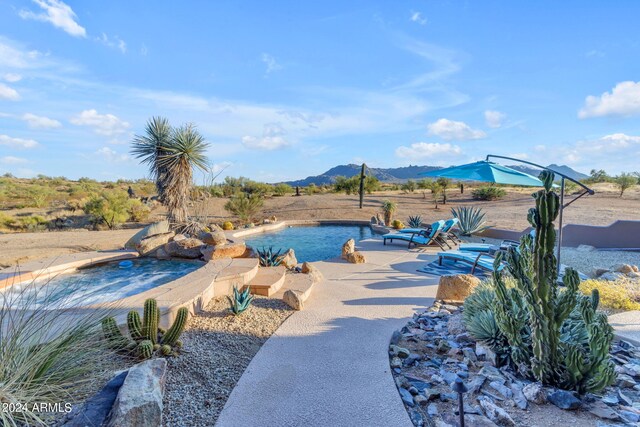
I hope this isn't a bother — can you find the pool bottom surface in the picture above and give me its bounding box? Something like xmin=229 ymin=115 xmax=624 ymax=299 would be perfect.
xmin=244 ymin=224 xmax=375 ymax=263
xmin=3 ymin=258 xmax=203 ymax=309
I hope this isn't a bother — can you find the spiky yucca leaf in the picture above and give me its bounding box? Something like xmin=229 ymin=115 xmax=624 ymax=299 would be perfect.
xmin=407 ymin=215 xmax=423 ymax=228
xmin=256 ymin=246 xmax=284 ymax=267
xmin=451 ymin=206 xmax=490 ymax=236
xmin=227 ymin=285 xmax=254 ymax=315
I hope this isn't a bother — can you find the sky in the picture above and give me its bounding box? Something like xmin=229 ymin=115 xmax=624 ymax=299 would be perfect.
xmin=0 ymin=0 xmax=639 ymax=183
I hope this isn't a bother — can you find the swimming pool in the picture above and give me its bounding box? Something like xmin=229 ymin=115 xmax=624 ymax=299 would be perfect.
xmin=3 ymin=258 xmax=203 ymax=309
xmin=244 ymin=224 xmax=375 ymax=263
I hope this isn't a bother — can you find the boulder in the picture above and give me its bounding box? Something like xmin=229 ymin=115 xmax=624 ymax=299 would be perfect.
xmin=135 ymin=232 xmax=175 ymax=256
xmin=164 ymin=238 xmax=204 ymax=259
xmin=301 ymin=262 xmax=323 ymax=283
xmin=280 ymin=249 xmax=298 ymax=268
xmin=522 ymin=382 xmax=546 ymax=404
xmin=342 ymin=239 xmax=355 ymax=259
xmin=124 ymin=220 xmax=170 ymax=249
xmin=477 ymin=396 xmax=515 ymax=426
xmin=65 ymin=371 xmax=127 ymax=427
xmin=200 ymin=241 xmax=247 ymax=260
xmin=155 ymin=247 xmax=170 ymax=260
xmin=435 ymin=274 xmax=481 ymax=303
xmin=613 ymin=264 xmax=635 ymax=274
xmin=547 ymin=390 xmax=581 ymax=410
xmin=107 ymin=359 xmax=167 ymax=427
xmin=346 ymin=251 xmax=366 ymax=264
xmin=283 ymin=289 xmax=304 ymax=310
xmin=600 ymin=272 xmax=626 ymax=281
xmin=172 ymin=233 xmax=187 ymax=242
xmin=208 ymin=223 xmax=224 ymax=232
xmin=593 ymin=268 xmax=610 ymax=278
xmin=201 ymin=230 xmax=227 ymax=246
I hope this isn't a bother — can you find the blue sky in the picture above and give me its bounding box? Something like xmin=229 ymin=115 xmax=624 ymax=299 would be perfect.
xmin=0 ymin=0 xmax=639 ymax=182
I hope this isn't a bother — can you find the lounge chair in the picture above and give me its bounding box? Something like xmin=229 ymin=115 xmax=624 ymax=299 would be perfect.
xmin=399 ymin=218 xmax=461 ymax=248
xmin=437 ymin=250 xmax=505 ymax=274
xmin=458 ymin=230 xmax=535 ymax=253
xmin=383 ymin=220 xmax=446 ymax=249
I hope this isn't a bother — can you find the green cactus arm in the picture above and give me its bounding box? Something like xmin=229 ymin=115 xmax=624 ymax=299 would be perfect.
xmin=127 ymin=310 xmax=143 ymax=340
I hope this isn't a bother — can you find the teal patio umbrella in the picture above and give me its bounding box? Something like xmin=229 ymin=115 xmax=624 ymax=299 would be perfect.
xmin=419 ymin=160 xmax=547 ymax=187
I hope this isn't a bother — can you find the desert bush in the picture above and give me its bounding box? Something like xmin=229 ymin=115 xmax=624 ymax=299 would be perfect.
xmin=0 ymin=212 xmax=17 ymax=230
xmin=407 ymin=215 xmax=422 ymax=228
xmin=17 ymin=215 xmax=49 ymax=231
xmin=334 ymin=176 xmax=359 ymax=195
xmin=273 ymin=183 xmax=293 ymax=196
xmin=83 ymin=192 xmax=131 ymax=229
xmin=471 ymin=185 xmax=506 ymax=201
xmin=27 ymin=187 xmax=52 ymax=208
xmin=127 ymin=199 xmax=151 ymax=223
xmin=224 ymin=193 xmax=264 ymax=223
xmin=401 ymin=180 xmax=416 ymax=193
xmin=305 ymin=183 xmax=319 ymax=195
xmin=580 ymin=278 xmax=640 ymax=311
xmin=615 ymin=172 xmax=637 ymax=197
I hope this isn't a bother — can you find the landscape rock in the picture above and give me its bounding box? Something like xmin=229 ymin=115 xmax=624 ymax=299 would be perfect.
xmin=201 ymin=230 xmax=227 ymax=246
xmin=107 ymin=359 xmax=167 ymax=427
xmin=477 ymin=396 xmax=516 ymax=426
xmin=475 ymin=343 xmax=496 ymax=365
xmin=342 ymin=239 xmax=355 ymax=259
xmin=613 ymin=264 xmax=634 ymax=274
xmin=280 ymin=248 xmax=298 ymax=268
xmin=208 ymin=223 xmax=223 ymax=232
xmin=65 ymin=371 xmax=127 ymax=427
xmin=200 ymin=241 xmax=247 ymax=260
xmin=172 ymin=233 xmax=187 ymax=242
xmin=588 ymin=400 xmax=621 ymax=421
xmin=600 ymin=272 xmax=626 ymax=281
xmin=164 ymin=238 xmax=205 ymax=259
xmin=346 ymin=251 xmax=366 ymax=264
xmin=282 ymin=289 xmax=304 ymax=310
xmin=124 ymin=220 xmax=170 ymax=249
xmin=155 ymin=247 xmax=170 ymax=260
xmin=301 ymin=262 xmax=324 ymax=283
xmin=135 ymin=232 xmax=175 ymax=256
xmin=399 ymin=387 xmax=415 ymax=407
xmin=547 ymin=390 xmax=581 ymax=410
xmin=446 ymin=314 xmax=465 ymax=335
xmin=522 ymin=382 xmax=546 ymax=404
xmin=435 ymin=274 xmax=481 ymax=303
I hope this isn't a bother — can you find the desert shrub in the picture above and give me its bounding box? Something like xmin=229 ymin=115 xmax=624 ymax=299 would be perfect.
xmin=17 ymin=215 xmax=49 ymax=231
xmin=305 ymin=183 xmax=319 ymax=195
xmin=273 ymin=183 xmax=293 ymax=196
xmin=127 ymin=199 xmax=151 ymax=223
xmin=83 ymin=192 xmax=131 ymax=229
xmin=407 ymin=215 xmax=422 ymax=228
xmin=451 ymin=206 xmax=490 ymax=236
xmin=401 ymin=180 xmax=416 ymax=193
xmin=0 ymin=212 xmax=17 ymax=229
xmin=257 ymin=246 xmax=284 ymax=267
xmin=27 ymin=187 xmax=52 ymax=208
xmin=580 ymin=278 xmax=640 ymax=311
xmin=224 ymin=193 xmax=264 ymax=223
xmin=471 ymin=186 xmax=506 ymax=201
xmin=615 ymin=172 xmax=637 ymax=197
xmin=333 ymin=176 xmax=359 ymax=194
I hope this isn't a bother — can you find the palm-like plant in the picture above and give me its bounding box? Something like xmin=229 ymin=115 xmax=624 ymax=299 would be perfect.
xmin=131 ymin=118 xmax=209 ymax=225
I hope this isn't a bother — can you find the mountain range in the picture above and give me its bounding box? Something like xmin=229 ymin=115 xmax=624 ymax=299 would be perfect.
xmin=283 ymin=163 xmax=588 ymax=186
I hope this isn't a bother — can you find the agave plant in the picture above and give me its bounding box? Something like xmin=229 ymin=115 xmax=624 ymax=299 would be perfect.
xmin=451 ymin=206 xmax=490 ymax=236
xmin=227 ymin=285 xmax=254 ymax=315
xmin=256 ymin=246 xmax=284 ymax=267
xmin=407 ymin=215 xmax=423 ymax=228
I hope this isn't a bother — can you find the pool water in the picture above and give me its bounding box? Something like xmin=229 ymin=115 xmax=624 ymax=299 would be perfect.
xmin=3 ymin=258 xmax=202 ymax=309
xmin=244 ymin=224 xmax=375 ymax=263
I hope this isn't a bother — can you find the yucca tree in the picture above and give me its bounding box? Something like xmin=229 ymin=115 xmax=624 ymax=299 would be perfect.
xmin=131 ymin=117 xmax=172 ymax=201
xmin=131 ymin=118 xmax=209 ymax=225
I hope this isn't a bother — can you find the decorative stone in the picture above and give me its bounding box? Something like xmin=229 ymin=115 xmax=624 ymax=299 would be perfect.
xmin=522 ymin=382 xmax=546 ymax=404
xmin=435 ymin=274 xmax=481 ymax=303
xmin=200 ymin=241 xmax=247 ymax=260
xmin=65 ymin=371 xmax=127 ymax=427
xmin=547 ymin=390 xmax=581 ymax=410
xmin=280 ymin=249 xmax=298 ymax=268
xmin=172 ymin=233 xmax=187 ymax=242
xmin=201 ymin=230 xmax=227 ymax=246
xmin=447 ymin=314 xmax=466 ymax=335
xmin=135 ymin=232 xmax=175 ymax=256
xmin=164 ymin=238 xmax=204 ymax=259
xmin=600 ymin=272 xmax=626 ymax=281
xmin=346 ymin=251 xmax=366 ymax=264
xmin=509 ymin=383 xmax=528 ymax=410
xmin=155 ymin=247 xmax=170 ymax=260
xmin=107 ymin=359 xmax=167 ymax=427
xmin=399 ymin=387 xmax=415 ymax=407
xmin=301 ymin=262 xmax=324 ymax=283
xmin=488 ymin=381 xmax=513 ymax=399
xmin=283 ymin=289 xmax=304 ymax=310
xmin=613 ymin=264 xmax=635 ymax=274
xmin=341 ymin=239 xmax=355 ymax=259
xmin=477 ymin=396 xmax=516 ymax=426
xmin=588 ymin=400 xmax=621 ymax=421
xmin=124 ymin=220 xmax=170 ymax=249
xmin=594 ymin=268 xmax=610 ymax=277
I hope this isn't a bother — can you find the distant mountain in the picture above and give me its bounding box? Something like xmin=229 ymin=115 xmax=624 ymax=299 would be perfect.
xmin=507 ymin=164 xmax=588 ymax=181
xmin=283 ymin=163 xmax=588 ymax=186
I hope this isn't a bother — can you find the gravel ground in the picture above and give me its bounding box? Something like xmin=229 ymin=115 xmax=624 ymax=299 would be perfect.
xmin=162 ymin=296 xmax=293 ymax=426
xmin=464 ymin=236 xmax=640 ymax=277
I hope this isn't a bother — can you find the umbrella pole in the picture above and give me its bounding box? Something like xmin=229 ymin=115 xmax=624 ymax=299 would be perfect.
xmin=557 ymin=177 xmax=565 ymax=274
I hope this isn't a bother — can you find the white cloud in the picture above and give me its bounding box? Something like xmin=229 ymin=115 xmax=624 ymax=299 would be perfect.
xmin=242 ymin=123 xmax=291 ymax=150
xmin=579 ymin=81 xmax=640 ymax=118
xmin=95 ymin=147 xmax=131 ymax=163
xmin=0 ymin=134 xmax=39 ymax=149
xmin=427 ymin=118 xmax=486 ymax=141
xmin=22 ymin=113 xmax=62 ymax=129
xmin=261 ymin=53 xmax=282 ymax=74
xmin=96 ymin=33 xmax=127 ymax=54
xmin=19 ymin=0 xmax=86 ymax=37
xmin=395 ymin=142 xmax=462 ymax=159
xmin=0 ymin=156 xmax=28 ymax=164
xmin=560 ymin=133 xmax=640 ymax=171
xmin=0 ymin=83 xmax=20 ymax=101
xmin=70 ymin=109 xmax=130 ymax=136
xmin=2 ymin=73 xmax=22 ymax=82
xmin=484 ymin=110 xmax=506 ymax=128
xmin=410 ymin=11 xmax=427 ymax=25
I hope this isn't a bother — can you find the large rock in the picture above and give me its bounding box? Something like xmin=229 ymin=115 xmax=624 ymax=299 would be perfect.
xmin=342 ymin=239 xmax=355 ymax=259
xmin=477 ymin=396 xmax=516 ymax=426
xmin=613 ymin=264 xmax=635 ymax=274
xmin=124 ymin=220 xmax=170 ymax=249
xmin=600 ymin=272 xmax=625 ymax=281
xmin=201 ymin=230 xmax=227 ymax=246
xmin=135 ymin=232 xmax=175 ymax=256
xmin=346 ymin=251 xmax=366 ymax=264
xmin=283 ymin=289 xmax=304 ymax=310
xmin=547 ymin=390 xmax=581 ymax=410
xmin=281 ymin=249 xmax=298 ymax=268
xmin=65 ymin=371 xmax=127 ymax=427
xmin=435 ymin=274 xmax=481 ymax=303
xmin=200 ymin=241 xmax=247 ymax=260
xmin=301 ymin=262 xmax=323 ymax=283
xmin=107 ymin=359 xmax=167 ymax=427
xmin=164 ymin=238 xmax=204 ymax=259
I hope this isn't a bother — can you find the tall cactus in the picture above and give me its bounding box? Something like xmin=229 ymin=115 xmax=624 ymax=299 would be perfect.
xmin=142 ymin=298 xmax=159 ymax=344
xmin=161 ymin=307 xmax=189 ymax=346
xmin=101 ymin=316 xmax=128 ymax=349
xmin=127 ymin=310 xmax=143 ymax=340
xmin=490 ymin=171 xmax=615 ymax=393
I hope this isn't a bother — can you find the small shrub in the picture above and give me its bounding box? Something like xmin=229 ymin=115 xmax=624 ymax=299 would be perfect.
xmin=401 ymin=180 xmax=416 ymax=193
xmin=224 ymin=193 xmax=264 ymax=224
xmin=615 ymin=172 xmax=637 ymax=197
xmin=222 ymin=221 xmax=234 ymax=230
xmin=17 ymin=215 xmax=49 ymax=231
xmin=83 ymin=192 xmax=131 ymax=229
xmin=451 ymin=206 xmax=490 ymax=236
xmin=392 ymin=219 xmax=404 ymax=230
xmin=0 ymin=212 xmax=17 ymax=229
xmin=227 ymin=285 xmax=254 ymax=315
xmin=273 ymin=183 xmax=293 ymax=196
xmin=305 ymin=183 xmax=319 ymax=195
xmin=407 ymin=215 xmax=422 ymax=228
xmin=580 ymin=278 xmax=640 ymax=311
xmin=471 ymin=186 xmax=506 ymax=201
xmin=127 ymin=199 xmax=151 ymax=222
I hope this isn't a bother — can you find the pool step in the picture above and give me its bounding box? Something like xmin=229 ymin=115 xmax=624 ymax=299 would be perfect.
xmin=213 ymin=258 xmax=260 ymax=296
xmin=245 ymin=266 xmax=286 ymax=297
xmin=272 ymin=272 xmax=316 ymax=308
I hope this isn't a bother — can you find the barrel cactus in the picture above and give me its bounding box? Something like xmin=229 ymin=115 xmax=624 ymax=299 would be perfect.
xmin=161 ymin=307 xmax=189 ymax=346
xmin=142 ymin=298 xmax=159 ymax=344
xmin=127 ymin=310 xmax=143 ymax=340
xmin=161 ymin=344 xmax=172 ymax=356
xmin=137 ymin=340 xmax=154 ymax=359
xmin=488 ymin=170 xmax=616 ymax=393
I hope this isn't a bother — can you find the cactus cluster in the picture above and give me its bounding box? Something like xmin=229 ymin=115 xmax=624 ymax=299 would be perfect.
xmin=463 ymin=171 xmax=616 ymax=394
xmin=101 ymin=298 xmax=189 ymax=360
